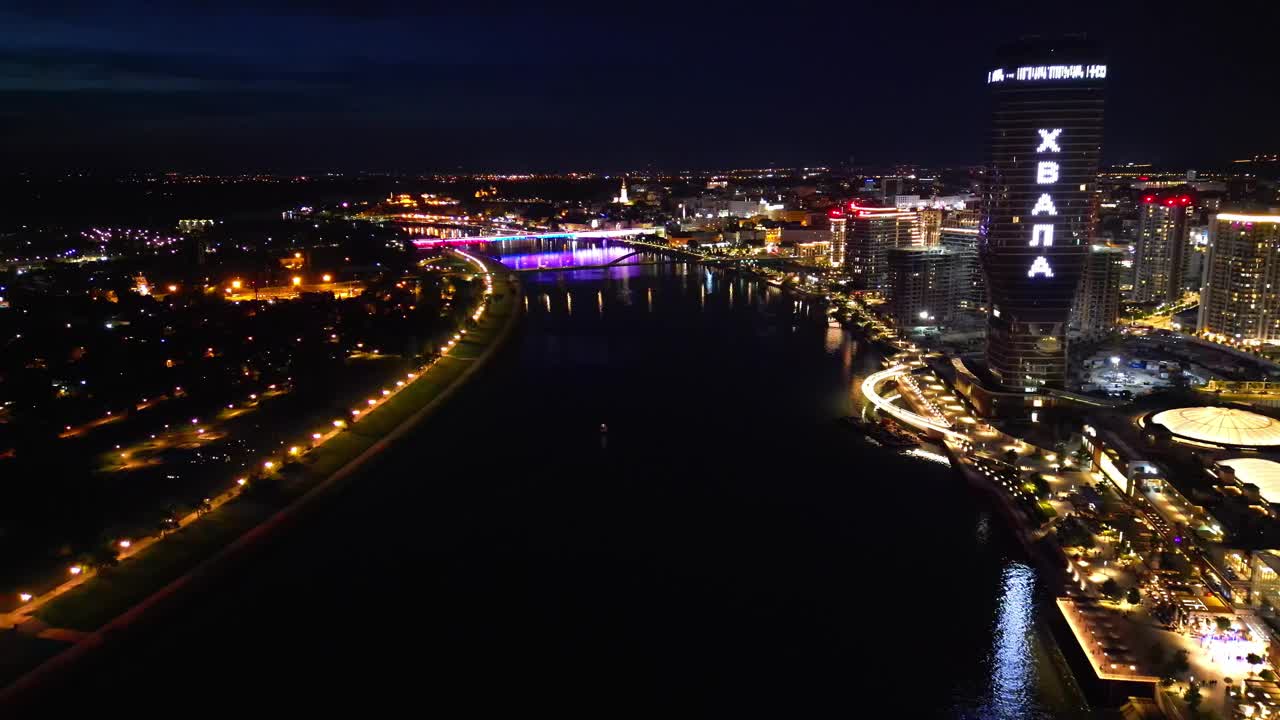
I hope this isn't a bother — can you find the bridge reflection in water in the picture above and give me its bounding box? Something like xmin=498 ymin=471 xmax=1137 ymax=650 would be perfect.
xmin=495 ymin=242 xmax=653 ymax=271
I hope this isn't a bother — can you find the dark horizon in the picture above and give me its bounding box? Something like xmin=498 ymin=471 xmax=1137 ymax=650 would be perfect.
xmin=1 ymin=2 xmax=1277 ymax=174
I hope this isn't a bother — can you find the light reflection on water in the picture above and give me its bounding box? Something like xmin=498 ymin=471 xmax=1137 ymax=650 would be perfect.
xmin=983 ymin=562 xmax=1038 ymax=719
xmin=501 ymin=243 xmax=635 ymax=269
xmin=824 ymin=325 xmax=843 ymax=355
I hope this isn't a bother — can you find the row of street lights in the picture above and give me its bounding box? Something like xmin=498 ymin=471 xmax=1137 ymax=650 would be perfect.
xmin=13 ymin=250 xmax=500 ymax=615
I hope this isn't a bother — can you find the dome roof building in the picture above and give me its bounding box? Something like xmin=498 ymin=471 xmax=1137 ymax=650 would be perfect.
xmin=1151 ymin=407 xmax=1280 ymax=448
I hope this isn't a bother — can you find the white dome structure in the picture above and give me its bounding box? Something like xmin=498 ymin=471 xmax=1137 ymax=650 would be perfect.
xmin=1151 ymin=406 xmax=1280 ymax=447
xmin=1219 ymin=458 xmax=1280 ymax=503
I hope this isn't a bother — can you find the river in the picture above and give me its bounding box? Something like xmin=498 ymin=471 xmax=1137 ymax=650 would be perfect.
xmin=29 ymin=239 xmax=1093 ymax=716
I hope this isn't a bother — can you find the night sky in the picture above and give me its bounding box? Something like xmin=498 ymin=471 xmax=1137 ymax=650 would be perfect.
xmin=2 ymin=1 xmax=1276 ymax=172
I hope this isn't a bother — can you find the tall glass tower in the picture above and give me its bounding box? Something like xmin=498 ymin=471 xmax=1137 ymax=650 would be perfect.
xmin=980 ymin=37 xmax=1106 ymax=391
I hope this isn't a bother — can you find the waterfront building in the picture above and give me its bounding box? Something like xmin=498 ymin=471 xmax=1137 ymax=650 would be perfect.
xmin=1133 ymin=192 xmax=1194 ymax=304
xmin=780 ymin=227 xmax=833 ymax=267
xmin=847 ymin=204 xmax=918 ymax=293
xmin=829 ymin=208 xmax=847 ymax=268
xmin=1198 ymin=210 xmax=1280 ymax=344
xmin=940 ymin=225 xmax=983 ymax=308
xmin=980 ymin=38 xmax=1106 ymax=392
xmin=792 ymin=241 xmax=833 ymax=267
xmin=1072 ymin=244 xmax=1124 ymax=339
xmin=887 ymin=246 xmax=960 ymax=327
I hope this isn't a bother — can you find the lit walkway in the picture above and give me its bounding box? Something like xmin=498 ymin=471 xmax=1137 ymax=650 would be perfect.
xmin=859 ymin=365 xmax=967 ymax=440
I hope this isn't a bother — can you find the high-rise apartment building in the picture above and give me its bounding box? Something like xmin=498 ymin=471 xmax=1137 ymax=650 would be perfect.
xmin=847 ymin=204 xmax=918 ymax=293
xmin=887 ymin=246 xmax=960 ymax=327
xmin=1073 ymin=244 xmax=1124 ymax=338
xmin=1198 ymin=211 xmax=1280 ymax=343
xmin=829 ymin=208 xmax=847 ymax=268
xmin=980 ymin=38 xmax=1106 ymax=391
xmin=941 ymin=225 xmax=983 ymax=308
xmin=1133 ymin=192 xmax=1194 ymax=304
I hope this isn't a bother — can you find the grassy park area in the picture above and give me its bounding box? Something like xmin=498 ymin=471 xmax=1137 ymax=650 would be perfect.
xmin=31 ymin=253 xmax=519 ymax=632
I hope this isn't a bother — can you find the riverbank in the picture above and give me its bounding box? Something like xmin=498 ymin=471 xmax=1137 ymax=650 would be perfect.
xmin=0 ymin=252 xmax=521 ymax=701
xmin=850 ymin=324 xmax=1095 ymax=714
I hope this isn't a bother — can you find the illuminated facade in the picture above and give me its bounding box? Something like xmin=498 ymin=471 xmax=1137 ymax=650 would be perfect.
xmin=917 ymin=208 xmax=942 ymax=246
xmin=1198 ymin=211 xmax=1280 ymax=343
xmin=847 ymin=204 xmax=918 ymax=293
xmin=1134 ymin=192 xmax=1194 ymax=304
xmin=828 ymin=208 xmax=847 ymax=268
xmin=980 ymin=39 xmax=1106 ymax=391
xmin=792 ymin=241 xmax=832 ymax=266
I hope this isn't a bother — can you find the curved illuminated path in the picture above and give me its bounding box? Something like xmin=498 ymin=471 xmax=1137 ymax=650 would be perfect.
xmin=860 ymin=365 xmax=968 ymax=441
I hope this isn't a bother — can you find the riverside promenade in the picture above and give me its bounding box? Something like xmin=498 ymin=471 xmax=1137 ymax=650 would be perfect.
xmin=0 ymin=250 xmax=522 ymax=705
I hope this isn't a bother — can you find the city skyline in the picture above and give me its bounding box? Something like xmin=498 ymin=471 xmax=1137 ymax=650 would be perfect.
xmin=5 ymin=6 xmax=1280 ymax=716
xmin=2 ymin=2 xmax=1277 ymax=172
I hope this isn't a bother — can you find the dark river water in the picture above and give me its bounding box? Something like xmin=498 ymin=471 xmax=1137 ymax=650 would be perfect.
xmin=30 ymin=239 xmax=1091 ymax=717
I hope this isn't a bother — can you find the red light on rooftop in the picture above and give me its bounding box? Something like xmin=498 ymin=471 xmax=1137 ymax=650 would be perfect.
xmin=1139 ymin=176 xmax=1150 ymax=181
xmin=1180 ymin=196 xmax=1191 ymax=205
xmin=828 ymin=207 xmax=844 ymax=218
xmin=1143 ymin=195 xmax=1155 ymax=203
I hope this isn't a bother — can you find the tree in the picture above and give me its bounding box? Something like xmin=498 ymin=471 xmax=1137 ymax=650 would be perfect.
xmin=1262 ymin=669 xmax=1276 ymax=682
xmin=1184 ymin=683 xmax=1202 ymax=713
xmin=1216 ymin=616 xmax=1233 ymax=633
xmin=1169 ymin=649 xmax=1190 ymax=677
xmin=1126 ymin=588 xmax=1141 ymax=605
xmin=1030 ymin=476 xmax=1051 ymax=499
xmin=1004 ymin=449 xmax=1019 ymax=465
xmin=1247 ymin=653 xmax=1264 ymax=666
xmin=1101 ymin=578 xmax=1122 ymax=600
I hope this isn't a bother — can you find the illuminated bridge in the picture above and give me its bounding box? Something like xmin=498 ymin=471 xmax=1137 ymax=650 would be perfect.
xmin=410 ymin=228 xmax=660 ymax=248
